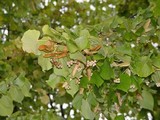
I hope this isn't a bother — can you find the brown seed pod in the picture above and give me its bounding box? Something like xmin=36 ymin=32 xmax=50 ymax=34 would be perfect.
xmin=50 ymin=58 xmax=62 ymax=69
xmin=38 ymin=40 xmax=55 ymax=52
xmin=38 ymin=45 xmax=48 ymax=51
xmin=83 ymin=45 xmax=101 ymax=55
xmin=90 ymin=45 xmax=101 ymax=51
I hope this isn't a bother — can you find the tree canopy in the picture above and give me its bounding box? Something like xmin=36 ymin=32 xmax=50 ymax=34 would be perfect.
xmin=1 ymin=0 xmax=160 ymax=120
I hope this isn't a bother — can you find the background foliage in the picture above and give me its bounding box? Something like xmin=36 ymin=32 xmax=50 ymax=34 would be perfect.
xmin=1 ymin=0 xmax=160 ymax=120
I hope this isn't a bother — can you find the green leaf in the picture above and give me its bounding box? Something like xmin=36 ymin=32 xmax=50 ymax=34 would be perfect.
xmin=62 ymin=32 xmax=70 ymax=40
xmin=87 ymin=92 xmax=97 ymax=106
xmin=100 ymin=59 xmax=114 ymax=80
xmin=80 ymin=76 xmax=89 ymax=88
xmin=115 ymin=115 xmax=125 ymax=120
xmin=131 ymin=56 xmax=154 ymax=77
xmin=90 ymin=72 xmax=104 ymax=87
xmin=117 ymin=74 xmax=131 ymax=92
xmin=139 ymin=90 xmax=154 ymax=111
xmin=54 ymin=66 xmax=69 ymax=78
xmin=46 ymin=74 xmax=63 ymax=89
xmin=72 ymin=94 xmax=83 ymax=110
xmin=151 ymin=71 xmax=160 ymax=86
xmin=124 ymin=31 xmax=134 ymax=41
xmin=0 ymin=96 xmax=13 ymax=116
xmin=54 ymin=58 xmax=70 ymax=77
xmin=66 ymin=41 xmax=78 ymax=53
xmin=81 ymin=99 xmax=95 ymax=120
xmin=67 ymin=79 xmax=79 ymax=97
xmin=116 ymin=43 xmax=132 ymax=56
xmin=75 ymin=36 xmax=89 ymax=50
xmin=42 ymin=25 xmax=60 ymax=37
xmin=14 ymin=75 xmax=31 ymax=97
xmin=152 ymin=55 xmax=160 ymax=68
xmin=38 ymin=55 xmax=52 ymax=72
xmin=135 ymin=26 xmax=144 ymax=36
xmin=129 ymin=76 xmax=142 ymax=92
xmin=69 ymin=51 xmax=86 ymax=63
xmin=14 ymin=74 xmax=26 ymax=87
xmin=74 ymin=29 xmax=90 ymax=50
xmin=152 ymin=0 xmax=160 ymax=17
xmin=80 ymin=29 xmax=90 ymax=37
xmin=0 ymin=81 xmax=7 ymax=94
xmin=8 ymin=86 xmax=24 ymax=103
xmin=21 ymin=79 xmax=31 ymax=97
xmin=21 ymin=30 xmax=40 ymax=54
xmin=93 ymin=54 xmax=105 ymax=61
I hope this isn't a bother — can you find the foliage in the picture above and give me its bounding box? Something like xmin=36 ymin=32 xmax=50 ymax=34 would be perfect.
xmin=1 ymin=0 xmax=160 ymax=120
xmin=0 ymin=39 xmax=62 ymax=119
xmin=21 ymin=6 xmax=160 ymax=120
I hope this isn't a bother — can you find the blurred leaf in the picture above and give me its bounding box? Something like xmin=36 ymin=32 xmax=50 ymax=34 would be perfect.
xmin=21 ymin=30 xmax=40 ymax=54
xmin=75 ymin=29 xmax=90 ymax=50
xmin=90 ymin=72 xmax=104 ymax=87
xmin=8 ymin=86 xmax=24 ymax=103
xmin=0 ymin=96 xmax=13 ymax=116
xmin=116 ymin=43 xmax=132 ymax=56
xmin=151 ymin=71 xmax=160 ymax=87
xmin=66 ymin=41 xmax=78 ymax=53
xmin=21 ymin=79 xmax=31 ymax=97
xmin=75 ymin=36 xmax=89 ymax=50
xmin=54 ymin=66 xmax=69 ymax=78
xmin=81 ymin=99 xmax=95 ymax=120
xmin=117 ymin=74 xmax=131 ymax=92
xmin=100 ymin=59 xmax=114 ymax=80
xmin=152 ymin=0 xmax=160 ymax=17
xmin=0 ymin=81 xmax=7 ymax=94
xmin=131 ymin=56 xmax=154 ymax=77
xmin=42 ymin=25 xmax=54 ymax=37
xmin=13 ymin=74 xmax=31 ymax=97
xmin=69 ymin=51 xmax=86 ymax=63
xmin=87 ymin=92 xmax=97 ymax=106
xmin=152 ymin=55 xmax=160 ymax=68
xmin=46 ymin=74 xmax=63 ymax=89
xmin=42 ymin=25 xmax=60 ymax=37
xmin=67 ymin=79 xmax=79 ymax=97
xmin=80 ymin=76 xmax=89 ymax=88
xmin=115 ymin=115 xmax=125 ymax=120
xmin=139 ymin=90 xmax=154 ymax=111
xmin=38 ymin=55 xmax=52 ymax=72
xmin=72 ymin=94 xmax=83 ymax=110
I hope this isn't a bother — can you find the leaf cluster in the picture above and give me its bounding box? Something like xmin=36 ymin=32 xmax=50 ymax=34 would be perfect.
xmin=21 ymin=7 xmax=160 ymax=119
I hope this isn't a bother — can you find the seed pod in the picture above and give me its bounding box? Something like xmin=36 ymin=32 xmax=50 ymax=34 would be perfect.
xmin=38 ymin=45 xmax=47 ymax=51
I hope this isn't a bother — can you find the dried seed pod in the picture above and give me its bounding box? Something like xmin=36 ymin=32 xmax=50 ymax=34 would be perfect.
xmin=54 ymin=52 xmax=68 ymax=59
xmin=83 ymin=45 xmax=101 ymax=55
xmin=86 ymin=68 xmax=92 ymax=80
xmin=44 ymin=53 xmax=56 ymax=58
xmin=79 ymin=88 xmax=84 ymax=94
xmin=50 ymin=58 xmax=62 ymax=69
xmin=62 ymin=82 xmax=70 ymax=90
xmin=72 ymin=62 xmax=81 ymax=77
xmin=38 ymin=45 xmax=48 ymax=51
xmin=90 ymin=45 xmax=101 ymax=51
xmin=38 ymin=40 xmax=55 ymax=52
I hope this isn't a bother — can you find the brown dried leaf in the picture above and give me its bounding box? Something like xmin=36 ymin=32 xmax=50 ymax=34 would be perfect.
xmin=44 ymin=53 xmax=56 ymax=58
xmin=116 ymin=92 xmax=122 ymax=106
xmin=79 ymin=88 xmax=84 ymax=94
xmin=90 ymin=45 xmax=101 ymax=51
xmin=38 ymin=45 xmax=47 ymax=51
xmin=144 ymin=19 xmax=151 ymax=32
xmin=86 ymin=68 xmax=92 ymax=80
xmin=72 ymin=62 xmax=80 ymax=77
xmin=54 ymin=52 xmax=68 ymax=59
